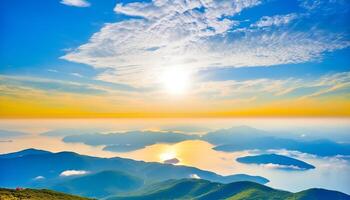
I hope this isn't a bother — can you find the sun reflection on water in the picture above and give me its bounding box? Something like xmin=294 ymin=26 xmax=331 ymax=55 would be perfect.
xmin=159 ymin=148 xmax=177 ymax=162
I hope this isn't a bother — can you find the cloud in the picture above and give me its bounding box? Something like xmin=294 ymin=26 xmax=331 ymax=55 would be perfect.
xmin=190 ymin=174 xmax=201 ymax=179
xmin=33 ymin=176 xmax=45 ymax=180
xmin=60 ymin=0 xmax=90 ymax=7
xmin=251 ymin=13 xmax=298 ymax=28
xmin=299 ymin=72 xmax=350 ymax=99
xmin=299 ymin=0 xmax=349 ymax=12
xmin=62 ymin=0 xmax=350 ymax=87
xmin=259 ymin=163 xmax=304 ymax=170
xmin=300 ymin=82 xmax=350 ymax=99
xmin=60 ymin=170 xmax=89 ymax=177
xmin=70 ymin=72 xmax=84 ymax=78
xmin=61 ymin=0 xmax=261 ymax=86
xmin=0 ymin=75 xmax=107 ymax=95
xmin=195 ymin=72 xmax=350 ymax=100
xmin=1 ymin=71 xmax=349 ymax=118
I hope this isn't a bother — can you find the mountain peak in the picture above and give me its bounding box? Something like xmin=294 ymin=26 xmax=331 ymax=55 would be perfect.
xmin=0 ymin=148 xmax=52 ymax=159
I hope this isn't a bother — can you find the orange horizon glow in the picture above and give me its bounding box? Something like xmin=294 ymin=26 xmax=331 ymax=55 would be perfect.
xmin=1 ymin=85 xmax=350 ymax=118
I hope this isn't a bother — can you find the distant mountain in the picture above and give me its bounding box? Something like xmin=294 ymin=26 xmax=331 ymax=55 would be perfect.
xmin=107 ymin=179 xmax=350 ymax=200
xmin=290 ymin=188 xmax=350 ymax=200
xmin=59 ymin=126 xmax=350 ymax=157
xmin=63 ymin=131 xmax=199 ymax=152
xmin=202 ymin=126 xmax=269 ymax=145
xmin=41 ymin=129 xmax=99 ymax=137
xmin=202 ymin=126 xmax=350 ymax=157
xmin=214 ymin=138 xmax=350 ymax=157
xmin=0 ymin=129 xmax=27 ymax=138
xmin=0 ymin=149 xmax=268 ymax=190
xmin=0 ymin=188 xmax=92 ymax=200
xmin=0 ymin=148 xmax=51 ymax=159
xmin=52 ymin=171 xmax=143 ymax=198
xmin=236 ymin=154 xmax=315 ymax=170
xmin=1 ymin=149 xmax=348 ymax=200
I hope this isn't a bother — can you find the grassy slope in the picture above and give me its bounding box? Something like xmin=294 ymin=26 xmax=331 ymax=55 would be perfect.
xmin=108 ymin=179 xmax=350 ymax=200
xmin=2 ymin=180 xmax=350 ymax=200
xmin=286 ymin=189 xmax=350 ymax=200
xmin=0 ymin=188 xmax=92 ymax=200
xmin=52 ymin=170 xmax=143 ymax=198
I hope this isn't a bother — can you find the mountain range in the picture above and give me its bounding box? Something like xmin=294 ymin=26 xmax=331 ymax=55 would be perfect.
xmin=2 ymin=180 xmax=350 ymax=200
xmin=0 ymin=149 xmax=267 ymax=198
xmin=1 ymin=149 xmax=349 ymax=199
xmin=60 ymin=126 xmax=350 ymax=157
xmin=104 ymin=179 xmax=350 ymax=200
xmin=204 ymin=126 xmax=350 ymax=157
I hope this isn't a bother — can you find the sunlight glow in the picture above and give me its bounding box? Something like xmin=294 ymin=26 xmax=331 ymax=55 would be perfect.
xmin=161 ymin=67 xmax=190 ymax=95
xmin=159 ymin=149 xmax=177 ymax=161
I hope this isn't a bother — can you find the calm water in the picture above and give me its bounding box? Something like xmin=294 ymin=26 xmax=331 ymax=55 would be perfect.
xmin=0 ymin=118 xmax=349 ymax=194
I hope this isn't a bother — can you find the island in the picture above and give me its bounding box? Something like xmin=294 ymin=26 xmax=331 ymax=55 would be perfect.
xmin=236 ymin=154 xmax=315 ymax=170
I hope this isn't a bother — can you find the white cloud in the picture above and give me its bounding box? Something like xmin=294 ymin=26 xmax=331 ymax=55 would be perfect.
xmin=62 ymin=0 xmax=263 ymax=86
xmin=60 ymin=0 xmax=90 ymax=7
xmin=299 ymin=0 xmax=347 ymax=11
xmin=260 ymin=163 xmax=304 ymax=170
xmin=61 ymin=0 xmax=349 ymax=87
xmin=70 ymin=72 xmax=84 ymax=77
xmin=299 ymin=72 xmax=350 ymax=99
xmin=59 ymin=170 xmax=89 ymax=177
xmin=189 ymin=173 xmax=201 ymax=179
xmin=195 ymin=78 xmax=300 ymax=99
xmin=194 ymin=71 xmax=350 ymax=100
xmin=251 ymin=13 xmax=298 ymax=28
xmin=33 ymin=176 xmax=45 ymax=180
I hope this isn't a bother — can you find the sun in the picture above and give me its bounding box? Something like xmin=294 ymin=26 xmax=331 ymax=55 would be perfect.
xmin=161 ymin=67 xmax=191 ymax=95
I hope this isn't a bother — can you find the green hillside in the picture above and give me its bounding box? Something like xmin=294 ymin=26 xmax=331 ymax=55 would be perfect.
xmin=52 ymin=170 xmax=143 ymax=198
xmin=2 ymin=179 xmax=350 ymax=200
xmin=0 ymin=188 xmax=92 ymax=200
xmin=286 ymin=188 xmax=350 ymax=200
xmin=108 ymin=179 xmax=350 ymax=200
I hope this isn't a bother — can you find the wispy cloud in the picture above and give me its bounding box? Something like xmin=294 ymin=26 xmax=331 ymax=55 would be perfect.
xmin=60 ymin=0 xmax=90 ymax=7
xmin=259 ymin=163 xmax=305 ymax=170
xmin=60 ymin=170 xmax=89 ymax=177
xmin=70 ymin=72 xmax=84 ymax=78
xmin=251 ymin=13 xmax=298 ymax=28
xmin=47 ymin=69 xmax=58 ymax=73
xmin=190 ymin=174 xmax=201 ymax=179
xmin=1 ymin=72 xmax=349 ymax=117
xmin=62 ymin=0 xmax=350 ymax=87
xmin=33 ymin=176 xmax=45 ymax=180
xmin=299 ymin=72 xmax=350 ymax=99
xmin=61 ymin=0 xmax=260 ymax=85
xmin=0 ymin=75 xmax=107 ymax=95
xmin=195 ymin=72 xmax=350 ymax=101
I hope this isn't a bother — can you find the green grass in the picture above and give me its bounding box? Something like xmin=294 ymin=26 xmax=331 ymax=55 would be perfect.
xmin=2 ymin=180 xmax=350 ymax=200
xmin=0 ymin=188 xmax=93 ymax=200
xmin=107 ymin=179 xmax=350 ymax=200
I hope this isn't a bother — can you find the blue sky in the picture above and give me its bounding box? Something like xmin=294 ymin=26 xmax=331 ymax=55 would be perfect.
xmin=0 ymin=0 xmax=350 ymax=117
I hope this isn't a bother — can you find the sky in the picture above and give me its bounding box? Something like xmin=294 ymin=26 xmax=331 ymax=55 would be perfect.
xmin=0 ymin=0 xmax=350 ymax=118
